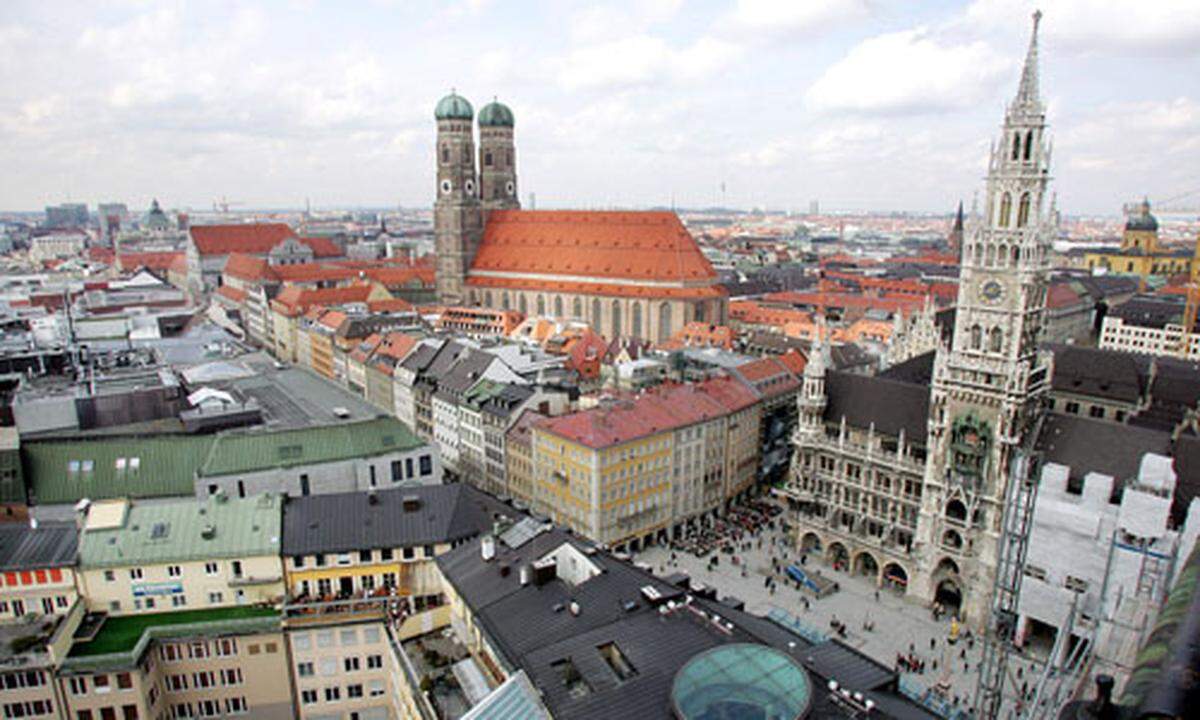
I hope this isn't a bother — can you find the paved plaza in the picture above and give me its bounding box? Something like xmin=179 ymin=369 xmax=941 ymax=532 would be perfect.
xmin=635 ymin=504 xmax=1058 ymax=717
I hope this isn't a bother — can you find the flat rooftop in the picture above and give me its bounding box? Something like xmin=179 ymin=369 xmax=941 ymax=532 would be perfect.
xmin=69 ymin=606 xmax=279 ymax=657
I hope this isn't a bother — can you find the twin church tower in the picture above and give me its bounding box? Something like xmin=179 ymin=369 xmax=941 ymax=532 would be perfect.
xmin=433 ymin=93 xmax=519 ymax=305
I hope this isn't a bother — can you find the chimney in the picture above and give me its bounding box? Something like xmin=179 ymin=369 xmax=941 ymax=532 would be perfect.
xmin=569 ymin=601 xmax=580 ymax=616
xmin=519 ymin=565 xmax=531 ymax=586
xmin=480 ymin=535 xmax=496 ymax=562
xmin=201 ymin=524 xmax=216 ymax=540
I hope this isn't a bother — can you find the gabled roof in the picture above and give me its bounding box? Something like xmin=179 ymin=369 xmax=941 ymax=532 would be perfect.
xmin=118 ymin=251 xmax=184 ymax=273
xmin=190 ymin=223 xmax=295 ymax=255
xmin=223 ymin=253 xmax=275 ymax=282
xmin=299 ymin=235 xmax=342 ymax=257
xmin=825 ymin=371 xmax=930 ymax=440
xmin=470 ymin=210 xmax=717 ymax=284
xmin=271 ymin=283 xmax=382 ymax=317
xmin=281 ymin=484 xmax=502 ymax=556
xmin=215 ymin=285 xmax=247 ymax=304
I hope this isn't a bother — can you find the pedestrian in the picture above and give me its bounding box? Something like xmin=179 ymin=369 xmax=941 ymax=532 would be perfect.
xmin=930 ymin=638 xmax=936 ymax=651
xmin=874 ymin=589 xmax=880 ymax=602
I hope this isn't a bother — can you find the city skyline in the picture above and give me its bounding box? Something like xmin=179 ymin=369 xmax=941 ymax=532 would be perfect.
xmin=1 ymin=0 xmax=1198 ymax=215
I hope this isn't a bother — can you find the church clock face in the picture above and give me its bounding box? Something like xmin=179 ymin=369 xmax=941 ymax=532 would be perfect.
xmin=980 ymin=280 xmax=1004 ymax=304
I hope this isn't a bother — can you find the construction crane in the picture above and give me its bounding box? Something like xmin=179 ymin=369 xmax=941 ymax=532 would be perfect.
xmin=212 ymin=196 xmax=244 ymax=214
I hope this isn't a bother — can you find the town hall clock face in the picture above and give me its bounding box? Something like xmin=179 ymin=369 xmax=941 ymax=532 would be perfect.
xmin=980 ymin=280 xmax=1004 ymax=304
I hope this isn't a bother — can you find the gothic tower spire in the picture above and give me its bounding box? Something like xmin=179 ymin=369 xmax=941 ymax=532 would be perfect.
xmin=1014 ymin=10 xmax=1042 ymax=109
xmin=434 ymin=90 xmax=484 ymax=305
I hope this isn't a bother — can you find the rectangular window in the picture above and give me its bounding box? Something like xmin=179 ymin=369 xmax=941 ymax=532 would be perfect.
xmin=224 ymin=698 xmax=247 ymax=715
xmin=369 ymin=679 xmax=385 ymax=696
xmin=391 ymin=460 xmax=404 ymax=482
xmin=70 ymin=677 xmax=88 ymax=695
xmin=366 ymin=654 xmax=382 ymax=669
xmin=301 ymin=690 xmax=318 ymax=705
xmin=379 ymin=549 xmax=393 ymax=561
xmin=316 ymin=630 xmax=334 ymax=648
xmin=215 ymin=638 xmax=237 ymax=656
xmin=172 ymin=595 xmax=186 ymax=607
xmin=406 ymin=457 xmax=414 ymax=478
xmin=292 ymin=556 xmax=306 ymax=569
xmin=347 ymin=683 xmax=363 ymax=699
xmin=167 ymin=675 xmax=188 ymax=691
xmin=221 ymin=668 xmax=243 ymax=686
xmin=292 ymin=633 xmax=311 ymax=651
xmin=344 ymin=657 xmax=360 ymax=672
xmin=204 ymin=562 xmax=218 ymax=576
xmin=359 ymin=550 xmax=372 ymax=563
xmin=420 ymin=455 xmax=432 ymax=475
xmin=94 ymin=674 xmax=110 ymax=693
xmin=104 ymin=570 xmax=115 ymax=582
xmin=129 ymin=568 xmax=143 ymax=580
xmin=340 ymin=629 xmax=358 ymax=646
xmin=297 ymin=662 xmax=314 ymax=678
xmin=117 ymin=672 xmax=133 ymax=689
xmin=167 ymin=565 xmax=181 ymax=578
xmin=324 ymin=687 xmax=341 ymax=702
xmin=208 ymin=592 xmax=223 ymax=605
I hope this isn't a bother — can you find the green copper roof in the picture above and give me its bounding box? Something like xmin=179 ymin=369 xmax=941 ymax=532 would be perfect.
xmin=199 ymin=416 xmax=424 ymax=477
xmin=24 ymin=417 xmax=426 ymax=503
xmin=436 ymin=92 xmax=474 ymax=120
xmin=478 ymin=100 xmax=514 ymax=127
xmin=671 ymin=644 xmax=812 ymax=720
xmin=78 ymin=493 xmax=282 ymax=568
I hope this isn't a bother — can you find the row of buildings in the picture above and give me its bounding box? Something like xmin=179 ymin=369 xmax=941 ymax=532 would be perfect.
xmin=2 ymin=479 xmax=953 ymax=720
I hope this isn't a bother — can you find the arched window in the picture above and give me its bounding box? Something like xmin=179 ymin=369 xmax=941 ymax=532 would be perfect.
xmin=502 ymin=292 xmax=510 ymax=309
xmin=631 ymin=302 xmax=642 ymax=339
xmin=973 ymin=243 xmax=983 ymax=266
xmin=484 ymin=291 xmax=493 ymax=307
xmin=1011 ymin=132 xmax=1021 ymax=161
xmin=1017 ymin=193 xmax=1031 ymax=228
xmin=658 ymin=303 xmax=673 ymax=342
xmin=1023 ymin=130 xmax=1033 ymax=161
xmin=440 ymin=145 xmax=449 ymax=164
xmin=997 ymin=244 xmax=1007 ymax=268
xmin=998 ymin=192 xmax=1012 ymax=228
xmin=970 ymin=325 xmax=982 ymax=350
xmin=461 ymin=145 xmax=471 ymax=164
xmin=536 ymin=295 xmax=546 ymax=316
xmin=484 ymin=151 xmax=493 ymax=167
xmin=506 ymin=150 xmax=513 ymax=166
xmin=695 ymin=303 xmax=705 ymax=322
xmin=986 ymin=243 xmax=995 ymax=267
xmin=573 ymin=297 xmax=582 ymax=319
xmin=990 ymin=327 xmax=1004 ymax=353
xmin=554 ymin=296 xmax=563 ymax=318
xmin=519 ymin=294 xmax=528 ymax=315
xmin=611 ymin=300 xmax=622 ymax=337
xmin=592 ymin=298 xmax=602 ymax=328
xmin=1011 ymin=245 xmax=1020 ymax=266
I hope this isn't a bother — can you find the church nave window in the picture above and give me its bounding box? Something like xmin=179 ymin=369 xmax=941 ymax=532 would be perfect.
xmin=1023 ymin=130 xmax=1034 ymax=161
xmin=1011 ymin=132 xmax=1022 ymax=160
xmin=998 ymin=192 xmax=1012 ymax=228
xmin=989 ymin=327 xmax=1004 ymax=353
xmin=1017 ymin=192 xmax=1031 ymax=227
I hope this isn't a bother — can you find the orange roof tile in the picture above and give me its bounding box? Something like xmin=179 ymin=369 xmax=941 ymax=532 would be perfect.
xmin=467 ymin=275 xmax=725 ymax=300
xmin=223 ymin=253 xmax=276 ymax=282
xmin=191 ymin=223 xmax=295 ymax=255
xmin=777 ymin=349 xmax=807 ymax=375
xmin=367 ymin=298 xmax=415 ymax=313
xmin=215 ymin=285 xmax=247 ymax=303
xmin=299 ymin=236 xmax=342 ymax=257
xmin=318 ymin=310 xmax=347 ymax=330
xmin=270 ymin=283 xmax=381 ymax=317
xmin=168 ymin=253 xmax=188 ymax=274
xmin=470 ymin=210 xmax=718 ymax=284
xmin=118 ymin=251 xmax=183 ymax=272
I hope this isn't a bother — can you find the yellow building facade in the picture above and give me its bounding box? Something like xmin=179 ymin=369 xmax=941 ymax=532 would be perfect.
xmin=1084 ymin=200 xmax=1199 ymax=280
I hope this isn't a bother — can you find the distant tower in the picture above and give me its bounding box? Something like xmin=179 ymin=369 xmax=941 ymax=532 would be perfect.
xmin=948 ymin=200 xmax=964 ymax=257
xmin=434 ymin=91 xmax=484 ymax=305
xmin=477 ymin=99 xmax=519 ymax=211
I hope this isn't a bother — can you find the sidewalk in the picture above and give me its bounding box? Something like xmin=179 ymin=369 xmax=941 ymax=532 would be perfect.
xmin=636 ymin=518 xmax=1046 ymax=717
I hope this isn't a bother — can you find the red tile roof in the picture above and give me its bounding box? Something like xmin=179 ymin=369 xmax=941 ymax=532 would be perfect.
xmin=469 ymin=210 xmax=718 ymax=285
xmin=1047 ymin=282 xmax=1085 ymax=310
xmin=190 ymin=223 xmax=295 ymax=256
xmin=467 ymin=275 xmax=725 ymax=300
xmin=118 ymin=251 xmax=183 ymax=272
xmin=271 ymin=283 xmax=381 ymax=317
xmin=168 ymin=253 xmax=189 ymax=275
xmin=215 ymin=285 xmax=247 ymax=303
xmin=363 ymin=266 xmax=436 ymax=287
xmin=376 ymin=332 xmax=418 ymax=361
xmin=777 ymin=349 xmax=807 ymax=375
xmin=367 ymin=298 xmax=415 ymax=313
xmin=318 ymin=310 xmax=347 ymax=330
xmin=86 ymin=247 xmax=116 ymax=264
xmin=538 ymin=376 xmax=759 ymax=449
xmin=223 ymin=253 xmax=275 ymax=282
xmin=299 ymin=236 xmax=342 ymax=258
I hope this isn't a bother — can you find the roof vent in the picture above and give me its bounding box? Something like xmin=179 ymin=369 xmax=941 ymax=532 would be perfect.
xmin=402 ymin=495 xmax=421 ymax=512
xmin=519 ymin=565 xmax=531 ymax=586
xmin=367 ymin=491 xmax=379 ymax=505
xmin=569 ymin=601 xmax=581 ymax=616
xmin=200 ymin=524 xmax=216 ymax=540
xmin=481 ymin=535 xmax=496 ymax=562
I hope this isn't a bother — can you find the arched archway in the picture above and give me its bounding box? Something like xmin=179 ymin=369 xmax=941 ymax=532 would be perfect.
xmin=945 ymin=499 xmax=967 ymax=523
xmin=827 ymin=542 xmax=849 ymax=570
xmin=882 ymin=562 xmax=908 ymax=594
xmin=934 ymin=557 xmax=960 ymax=578
xmin=801 ymin=532 xmax=822 ymax=554
xmin=935 ymin=578 xmax=963 ymax=613
xmin=853 ymin=551 xmax=879 ymax=580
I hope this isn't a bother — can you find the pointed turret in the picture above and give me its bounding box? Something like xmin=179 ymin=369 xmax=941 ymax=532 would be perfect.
xmin=1013 ymin=10 xmax=1043 ymax=110
xmin=948 ymin=200 xmax=965 ymax=255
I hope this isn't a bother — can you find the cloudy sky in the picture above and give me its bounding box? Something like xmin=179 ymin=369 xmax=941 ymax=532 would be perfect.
xmin=2 ymin=0 xmax=1197 ymax=215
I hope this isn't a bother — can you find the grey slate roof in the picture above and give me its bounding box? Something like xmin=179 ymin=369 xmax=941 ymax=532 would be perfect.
xmin=825 ymin=370 xmax=930 ymax=441
xmin=437 ymin=527 xmax=937 ymax=720
xmin=434 ymin=351 xmax=495 ymax=402
xmin=0 ymin=522 xmax=78 ymax=571
xmin=1049 ymin=345 xmax=1144 ymax=403
xmin=1036 ymin=413 xmax=1172 ymax=488
xmin=281 ymin=483 xmax=509 ymax=556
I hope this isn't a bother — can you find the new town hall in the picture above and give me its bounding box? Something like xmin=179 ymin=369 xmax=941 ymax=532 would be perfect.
xmin=786 ymin=14 xmax=1059 ymax=626
xmin=431 ymin=94 xmax=727 ymax=340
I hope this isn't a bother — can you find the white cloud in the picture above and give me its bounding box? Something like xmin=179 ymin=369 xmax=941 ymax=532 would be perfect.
xmin=806 ymin=27 xmax=1011 ymax=114
xmin=963 ymin=0 xmax=1200 ymax=55
xmin=725 ymin=0 xmax=869 ymax=39
xmin=557 ymin=34 xmax=741 ymax=91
